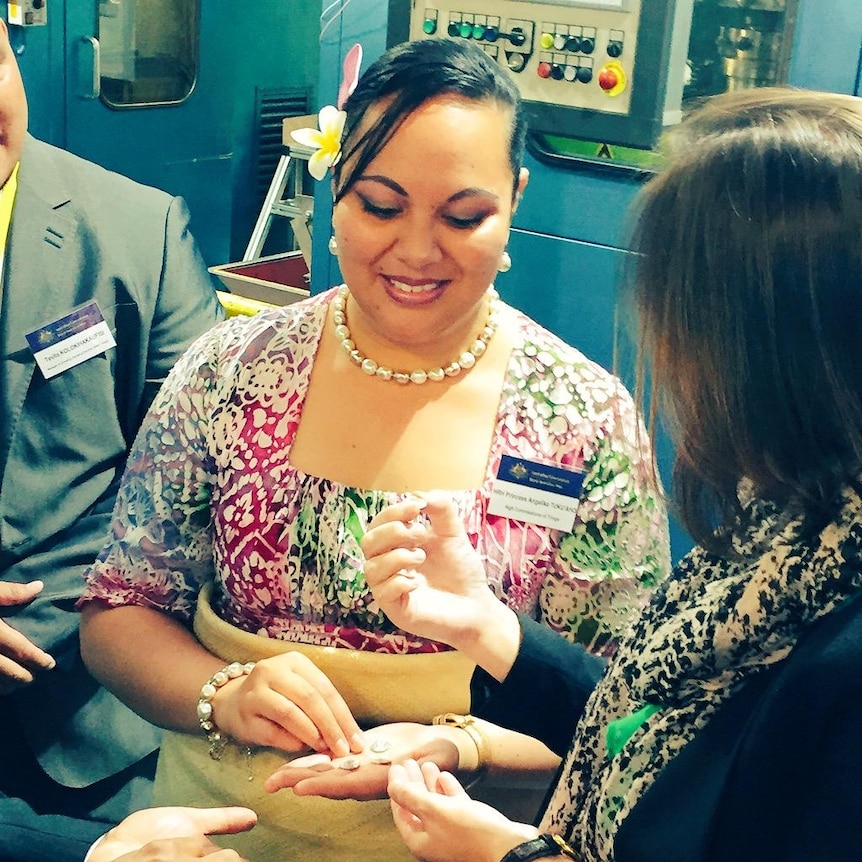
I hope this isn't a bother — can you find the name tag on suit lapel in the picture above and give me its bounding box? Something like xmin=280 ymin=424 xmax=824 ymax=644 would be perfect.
xmin=25 ymin=300 xmax=116 ymax=379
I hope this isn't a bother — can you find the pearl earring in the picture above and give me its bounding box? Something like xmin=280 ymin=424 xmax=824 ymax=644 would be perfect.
xmin=328 ymin=236 xmax=339 ymax=255
xmin=498 ymin=250 xmax=512 ymax=273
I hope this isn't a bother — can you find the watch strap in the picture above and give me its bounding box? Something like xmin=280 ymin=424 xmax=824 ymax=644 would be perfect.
xmin=500 ymin=833 xmax=577 ymax=862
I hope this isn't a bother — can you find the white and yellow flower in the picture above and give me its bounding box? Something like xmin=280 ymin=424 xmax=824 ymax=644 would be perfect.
xmin=290 ymin=105 xmax=347 ymax=181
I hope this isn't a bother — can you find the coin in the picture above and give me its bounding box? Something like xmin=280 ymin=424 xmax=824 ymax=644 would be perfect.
xmin=369 ymin=738 xmax=392 ymax=754
xmin=337 ymin=756 xmax=362 ymax=771
xmin=370 ymin=755 xmax=392 ymax=765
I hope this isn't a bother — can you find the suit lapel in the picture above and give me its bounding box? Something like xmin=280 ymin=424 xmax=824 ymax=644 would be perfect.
xmin=1 ymin=136 xmax=79 ymax=483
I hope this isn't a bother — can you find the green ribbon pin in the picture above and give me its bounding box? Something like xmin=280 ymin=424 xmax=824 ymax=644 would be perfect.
xmin=606 ymin=703 xmax=661 ymax=757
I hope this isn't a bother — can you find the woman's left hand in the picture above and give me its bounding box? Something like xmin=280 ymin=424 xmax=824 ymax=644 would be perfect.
xmin=388 ymin=760 xmax=538 ymax=862
xmin=263 ymin=722 xmax=461 ymax=800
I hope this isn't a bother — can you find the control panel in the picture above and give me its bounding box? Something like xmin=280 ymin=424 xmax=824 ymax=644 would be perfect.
xmin=394 ymin=0 xmax=694 ymax=149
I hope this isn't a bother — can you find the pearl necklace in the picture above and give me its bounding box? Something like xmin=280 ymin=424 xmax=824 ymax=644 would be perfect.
xmin=331 ymin=285 xmax=499 ymax=384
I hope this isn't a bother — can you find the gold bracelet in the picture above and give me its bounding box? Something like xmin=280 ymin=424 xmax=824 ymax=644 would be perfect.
xmin=432 ymin=712 xmax=487 ymax=775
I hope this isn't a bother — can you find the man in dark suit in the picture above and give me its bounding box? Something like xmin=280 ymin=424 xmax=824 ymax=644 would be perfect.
xmin=0 ymin=17 xmax=225 ymax=861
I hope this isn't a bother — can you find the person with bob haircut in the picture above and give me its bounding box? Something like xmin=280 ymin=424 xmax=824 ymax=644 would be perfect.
xmin=76 ymin=38 xmax=668 ymax=861
xmin=352 ymin=86 xmax=862 ymax=862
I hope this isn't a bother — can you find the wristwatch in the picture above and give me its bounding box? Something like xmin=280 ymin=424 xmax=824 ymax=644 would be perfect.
xmin=500 ymin=833 xmax=578 ymax=862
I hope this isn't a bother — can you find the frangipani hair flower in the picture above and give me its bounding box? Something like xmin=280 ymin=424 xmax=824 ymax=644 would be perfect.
xmin=290 ymin=105 xmax=346 ymax=181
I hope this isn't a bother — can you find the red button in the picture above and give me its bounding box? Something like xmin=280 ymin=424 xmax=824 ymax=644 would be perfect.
xmin=537 ymin=61 xmax=552 ymax=79
xmin=598 ymin=67 xmax=618 ymax=91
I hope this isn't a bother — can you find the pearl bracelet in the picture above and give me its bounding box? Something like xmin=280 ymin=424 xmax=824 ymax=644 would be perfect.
xmin=197 ymin=661 xmax=256 ymax=760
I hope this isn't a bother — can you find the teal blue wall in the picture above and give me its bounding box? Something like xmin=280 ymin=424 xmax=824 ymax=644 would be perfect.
xmin=789 ymin=0 xmax=862 ymax=95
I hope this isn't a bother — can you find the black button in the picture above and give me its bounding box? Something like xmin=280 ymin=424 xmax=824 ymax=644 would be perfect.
xmin=508 ymin=28 xmax=526 ymax=47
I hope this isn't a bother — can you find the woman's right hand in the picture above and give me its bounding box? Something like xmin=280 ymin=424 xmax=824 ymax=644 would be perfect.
xmin=211 ymin=653 xmax=364 ymax=758
xmin=362 ymin=493 xmax=522 ymax=681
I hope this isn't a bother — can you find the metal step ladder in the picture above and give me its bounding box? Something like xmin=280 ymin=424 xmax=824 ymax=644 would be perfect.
xmin=243 ymin=116 xmax=316 ymax=264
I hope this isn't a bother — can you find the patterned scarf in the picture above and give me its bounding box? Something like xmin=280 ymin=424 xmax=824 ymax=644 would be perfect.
xmin=540 ymin=482 xmax=862 ymax=861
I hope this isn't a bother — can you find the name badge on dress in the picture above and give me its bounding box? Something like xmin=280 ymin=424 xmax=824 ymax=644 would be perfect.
xmin=25 ymin=301 xmax=116 ymax=379
xmin=487 ymin=454 xmax=584 ymax=531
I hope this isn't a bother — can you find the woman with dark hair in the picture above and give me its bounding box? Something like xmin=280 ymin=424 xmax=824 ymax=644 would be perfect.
xmin=334 ymin=36 xmax=529 ymax=201
xmin=75 ymin=38 xmax=667 ymax=861
xmin=358 ymin=87 xmax=862 ymax=862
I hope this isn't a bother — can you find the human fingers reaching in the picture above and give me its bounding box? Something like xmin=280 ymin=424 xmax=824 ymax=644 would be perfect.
xmin=361 ymin=491 xmax=497 ymax=647
xmin=0 ymin=580 xmax=55 ymax=693
xmin=210 ymin=652 xmax=363 ymax=758
xmin=388 ymin=760 xmax=538 ymax=862
xmin=88 ymin=806 xmax=257 ymax=862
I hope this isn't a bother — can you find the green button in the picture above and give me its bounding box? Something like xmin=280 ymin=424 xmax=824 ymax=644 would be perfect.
xmin=472 ymin=23 xmax=484 ymax=40
xmin=423 ymin=18 xmax=437 ymax=35
xmin=459 ymin=22 xmax=472 ymax=38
